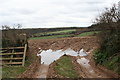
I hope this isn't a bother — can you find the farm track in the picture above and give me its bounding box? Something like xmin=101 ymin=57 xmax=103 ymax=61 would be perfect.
xmin=19 ymin=36 xmax=119 ymax=78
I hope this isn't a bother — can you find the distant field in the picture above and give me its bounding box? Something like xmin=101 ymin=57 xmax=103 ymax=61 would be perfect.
xmin=29 ymin=34 xmax=71 ymax=40
xmin=77 ymin=31 xmax=100 ymax=37
xmin=29 ymin=30 xmax=100 ymax=40
xmin=34 ymin=29 xmax=76 ymax=37
xmin=30 ymin=29 xmax=76 ymax=40
xmin=48 ymin=29 xmax=76 ymax=34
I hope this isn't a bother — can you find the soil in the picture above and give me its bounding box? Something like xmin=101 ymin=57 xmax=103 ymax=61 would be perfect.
xmin=28 ymin=36 xmax=99 ymax=52
xmin=17 ymin=57 xmax=40 ymax=78
xmin=33 ymin=64 xmax=49 ymax=78
xmin=18 ymin=36 xmax=119 ymax=78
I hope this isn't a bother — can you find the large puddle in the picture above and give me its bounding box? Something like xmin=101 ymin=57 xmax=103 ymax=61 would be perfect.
xmin=37 ymin=48 xmax=87 ymax=65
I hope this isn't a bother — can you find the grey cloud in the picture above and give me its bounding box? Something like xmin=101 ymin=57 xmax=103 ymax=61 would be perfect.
xmin=12 ymin=9 xmax=35 ymax=15
xmin=0 ymin=0 xmax=119 ymax=28
xmin=0 ymin=9 xmax=35 ymax=17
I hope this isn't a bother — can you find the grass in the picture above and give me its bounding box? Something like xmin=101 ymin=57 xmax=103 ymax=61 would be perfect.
xmin=102 ymin=56 xmax=120 ymax=74
xmin=0 ymin=67 xmax=2 ymax=79
xmin=29 ymin=34 xmax=71 ymax=40
xmin=77 ymin=31 xmax=99 ymax=37
xmin=30 ymin=31 xmax=100 ymax=40
xmin=93 ymin=50 xmax=120 ymax=75
xmin=2 ymin=61 xmax=31 ymax=78
xmin=2 ymin=66 xmax=26 ymax=78
xmin=54 ymin=56 xmax=79 ymax=78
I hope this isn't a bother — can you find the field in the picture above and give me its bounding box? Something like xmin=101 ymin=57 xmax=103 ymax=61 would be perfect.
xmin=47 ymin=29 xmax=76 ymax=34
xmin=29 ymin=29 xmax=100 ymax=40
xmin=77 ymin=31 xmax=100 ymax=37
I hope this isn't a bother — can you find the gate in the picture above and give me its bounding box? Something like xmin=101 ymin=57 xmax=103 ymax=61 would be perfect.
xmin=0 ymin=44 xmax=27 ymax=66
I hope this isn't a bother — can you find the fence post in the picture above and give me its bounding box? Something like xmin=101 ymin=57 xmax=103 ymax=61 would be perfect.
xmin=10 ymin=49 xmax=14 ymax=65
xmin=22 ymin=44 xmax=27 ymax=66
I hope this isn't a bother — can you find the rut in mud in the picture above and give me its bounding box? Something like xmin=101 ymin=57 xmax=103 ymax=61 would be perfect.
xmin=19 ymin=36 xmax=119 ymax=78
xmin=34 ymin=64 xmax=49 ymax=78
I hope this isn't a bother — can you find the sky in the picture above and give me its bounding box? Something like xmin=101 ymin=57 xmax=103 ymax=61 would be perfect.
xmin=0 ymin=0 xmax=119 ymax=28
xmin=118 ymin=1 xmax=120 ymax=11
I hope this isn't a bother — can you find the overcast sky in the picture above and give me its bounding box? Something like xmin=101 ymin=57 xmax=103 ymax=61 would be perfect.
xmin=0 ymin=0 xmax=119 ymax=28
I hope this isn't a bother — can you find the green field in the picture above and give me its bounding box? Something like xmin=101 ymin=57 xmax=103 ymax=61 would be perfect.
xmin=29 ymin=34 xmax=71 ymax=40
xmin=34 ymin=29 xmax=76 ymax=36
xmin=77 ymin=31 xmax=99 ymax=37
xmin=54 ymin=56 xmax=79 ymax=78
xmin=29 ymin=30 xmax=100 ymax=40
xmin=48 ymin=29 xmax=76 ymax=34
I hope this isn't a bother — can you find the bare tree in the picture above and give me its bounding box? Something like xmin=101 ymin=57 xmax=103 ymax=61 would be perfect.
xmin=94 ymin=4 xmax=120 ymax=55
xmin=94 ymin=4 xmax=120 ymax=32
xmin=2 ymin=25 xmax=11 ymax=30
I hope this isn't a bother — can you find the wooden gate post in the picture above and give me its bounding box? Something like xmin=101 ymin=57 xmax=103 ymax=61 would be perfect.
xmin=22 ymin=44 xmax=27 ymax=66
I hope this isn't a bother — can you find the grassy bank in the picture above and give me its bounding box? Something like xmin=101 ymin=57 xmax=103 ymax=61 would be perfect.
xmin=54 ymin=56 xmax=79 ymax=78
xmin=93 ymin=31 xmax=120 ymax=75
xmin=102 ymin=56 xmax=120 ymax=74
xmin=77 ymin=31 xmax=99 ymax=37
xmin=92 ymin=4 xmax=120 ymax=75
xmin=2 ymin=66 xmax=26 ymax=78
xmin=93 ymin=50 xmax=120 ymax=75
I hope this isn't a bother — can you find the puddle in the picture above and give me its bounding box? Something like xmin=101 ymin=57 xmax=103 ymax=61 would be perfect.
xmin=77 ymin=58 xmax=94 ymax=73
xmin=79 ymin=49 xmax=87 ymax=56
xmin=37 ymin=48 xmax=87 ymax=65
xmin=77 ymin=58 xmax=90 ymax=68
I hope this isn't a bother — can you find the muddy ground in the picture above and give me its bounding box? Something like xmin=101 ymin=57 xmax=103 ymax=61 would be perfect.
xmin=18 ymin=36 xmax=119 ymax=78
xmin=28 ymin=36 xmax=99 ymax=52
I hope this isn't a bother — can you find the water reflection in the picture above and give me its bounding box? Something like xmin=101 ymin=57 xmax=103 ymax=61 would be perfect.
xmin=37 ymin=48 xmax=87 ymax=65
xmin=77 ymin=58 xmax=95 ymax=74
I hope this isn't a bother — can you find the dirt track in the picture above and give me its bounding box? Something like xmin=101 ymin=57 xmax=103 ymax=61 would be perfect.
xmin=19 ymin=36 xmax=119 ymax=78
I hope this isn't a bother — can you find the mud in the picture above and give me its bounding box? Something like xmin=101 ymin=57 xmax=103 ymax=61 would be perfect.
xmin=28 ymin=36 xmax=99 ymax=52
xmin=33 ymin=64 xmax=49 ymax=78
xmin=17 ymin=57 xmax=40 ymax=78
xmin=18 ymin=36 xmax=119 ymax=78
